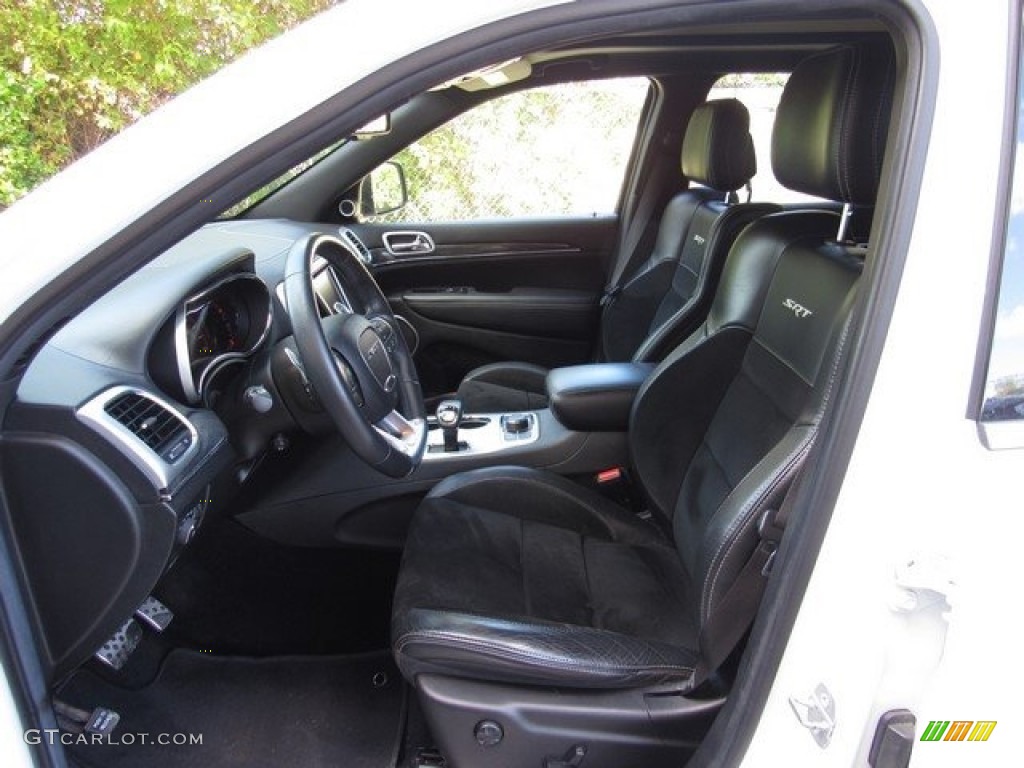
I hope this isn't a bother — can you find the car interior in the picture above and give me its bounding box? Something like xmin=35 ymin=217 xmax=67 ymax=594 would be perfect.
xmin=0 ymin=9 xmax=908 ymax=768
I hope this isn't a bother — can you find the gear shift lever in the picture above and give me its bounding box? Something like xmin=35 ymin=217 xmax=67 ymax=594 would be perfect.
xmin=436 ymin=399 xmax=464 ymax=452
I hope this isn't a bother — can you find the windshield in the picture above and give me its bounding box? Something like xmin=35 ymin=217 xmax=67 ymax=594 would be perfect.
xmin=219 ymin=136 xmax=348 ymax=218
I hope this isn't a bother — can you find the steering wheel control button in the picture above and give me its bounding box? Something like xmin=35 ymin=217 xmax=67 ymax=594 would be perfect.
xmin=501 ymin=413 xmax=535 ymax=440
xmin=370 ymin=317 xmax=398 ymax=352
xmin=474 ymin=720 xmax=504 ymax=748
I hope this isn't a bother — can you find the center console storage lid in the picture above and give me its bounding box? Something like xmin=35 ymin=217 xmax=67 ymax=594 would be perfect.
xmin=546 ymin=363 xmax=653 ymax=432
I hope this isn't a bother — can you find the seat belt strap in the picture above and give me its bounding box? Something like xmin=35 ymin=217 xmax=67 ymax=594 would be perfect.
xmin=601 ymin=160 xmax=672 ymax=307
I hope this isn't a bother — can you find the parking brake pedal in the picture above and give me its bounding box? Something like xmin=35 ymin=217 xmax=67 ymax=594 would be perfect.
xmin=94 ymin=618 xmax=142 ymax=670
xmin=134 ymin=595 xmax=173 ymax=631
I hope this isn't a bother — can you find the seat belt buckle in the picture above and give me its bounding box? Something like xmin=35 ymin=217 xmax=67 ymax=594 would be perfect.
xmin=596 ymin=467 xmax=623 ymax=484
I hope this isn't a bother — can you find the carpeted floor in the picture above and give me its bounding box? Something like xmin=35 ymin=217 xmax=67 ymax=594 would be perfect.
xmin=59 ymin=649 xmax=406 ymax=768
xmin=153 ymin=514 xmax=401 ymax=657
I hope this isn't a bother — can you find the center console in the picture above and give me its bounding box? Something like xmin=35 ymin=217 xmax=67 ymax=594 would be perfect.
xmin=424 ymin=363 xmax=653 ymax=461
xmin=237 ymin=362 xmax=656 ymax=548
xmin=426 ymin=399 xmax=540 ymax=458
xmin=546 ymin=362 xmax=653 ymax=432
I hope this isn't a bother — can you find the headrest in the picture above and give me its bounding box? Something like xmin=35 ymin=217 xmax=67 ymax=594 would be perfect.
xmin=772 ymin=42 xmax=895 ymax=204
xmin=681 ymin=99 xmax=756 ymax=193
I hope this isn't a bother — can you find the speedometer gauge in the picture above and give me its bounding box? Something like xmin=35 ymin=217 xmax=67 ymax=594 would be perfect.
xmin=176 ymin=274 xmax=272 ymax=403
xmin=187 ymin=300 xmax=240 ymax=364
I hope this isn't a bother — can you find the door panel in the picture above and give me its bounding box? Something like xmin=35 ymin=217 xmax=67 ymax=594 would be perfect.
xmin=402 ymin=288 xmax=595 ymax=338
xmin=358 ymin=216 xmax=615 ymax=396
xmin=344 ymin=79 xmax=650 ymax=397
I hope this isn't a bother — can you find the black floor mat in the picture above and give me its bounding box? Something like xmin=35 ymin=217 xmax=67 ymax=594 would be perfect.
xmin=154 ymin=515 xmax=400 ymax=656
xmin=59 ymin=650 xmax=405 ymax=768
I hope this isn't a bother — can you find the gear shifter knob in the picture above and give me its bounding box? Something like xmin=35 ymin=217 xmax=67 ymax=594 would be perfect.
xmin=436 ymin=399 xmax=464 ymax=452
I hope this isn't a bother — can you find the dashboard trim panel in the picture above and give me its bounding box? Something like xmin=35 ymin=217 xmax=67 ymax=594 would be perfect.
xmin=76 ymin=385 xmax=201 ymax=492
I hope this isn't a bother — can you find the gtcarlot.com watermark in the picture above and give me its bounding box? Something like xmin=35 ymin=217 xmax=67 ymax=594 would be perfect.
xmin=24 ymin=730 xmax=203 ymax=746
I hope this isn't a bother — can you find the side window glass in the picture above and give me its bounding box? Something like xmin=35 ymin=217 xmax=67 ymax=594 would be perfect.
xmin=361 ymin=78 xmax=649 ymax=223
xmin=708 ymin=73 xmax=824 ymax=204
xmin=980 ymin=62 xmax=1024 ymax=437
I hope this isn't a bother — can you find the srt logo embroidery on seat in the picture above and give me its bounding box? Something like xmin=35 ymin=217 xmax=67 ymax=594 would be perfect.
xmin=783 ymin=298 xmax=814 ymax=318
xmin=693 ymin=234 xmax=706 ymax=245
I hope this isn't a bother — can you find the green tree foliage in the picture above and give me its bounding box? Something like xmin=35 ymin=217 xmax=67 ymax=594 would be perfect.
xmin=714 ymin=72 xmax=788 ymax=88
xmin=372 ymin=79 xmax=649 ymax=223
xmin=0 ymin=0 xmax=333 ymax=207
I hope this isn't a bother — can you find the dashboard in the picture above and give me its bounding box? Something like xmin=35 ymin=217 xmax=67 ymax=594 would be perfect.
xmin=9 ymin=219 xmax=378 ymax=504
xmin=5 ymin=219 xmax=374 ymax=680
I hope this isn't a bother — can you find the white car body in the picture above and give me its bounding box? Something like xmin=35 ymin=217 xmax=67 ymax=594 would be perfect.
xmin=751 ymin=3 xmax=1020 ymax=766
xmin=0 ymin=0 xmax=1020 ymax=766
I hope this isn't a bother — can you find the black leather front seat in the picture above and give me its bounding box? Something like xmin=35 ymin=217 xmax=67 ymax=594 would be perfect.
xmin=455 ymin=98 xmax=775 ymax=413
xmin=393 ymin=42 xmax=894 ymax=767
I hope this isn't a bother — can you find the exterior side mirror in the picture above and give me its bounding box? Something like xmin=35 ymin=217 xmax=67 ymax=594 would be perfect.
xmin=359 ymin=161 xmax=408 ymax=217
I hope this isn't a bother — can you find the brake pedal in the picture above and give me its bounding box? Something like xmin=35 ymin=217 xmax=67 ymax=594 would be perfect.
xmin=94 ymin=618 xmax=142 ymax=670
xmin=134 ymin=595 xmax=173 ymax=632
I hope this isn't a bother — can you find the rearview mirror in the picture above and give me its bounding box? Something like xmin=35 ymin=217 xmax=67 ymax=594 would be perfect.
xmin=359 ymin=161 xmax=408 ymax=217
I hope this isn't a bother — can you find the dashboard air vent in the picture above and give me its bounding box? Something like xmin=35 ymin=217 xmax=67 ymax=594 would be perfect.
xmin=341 ymin=228 xmax=372 ymax=264
xmin=104 ymin=392 xmax=192 ymax=463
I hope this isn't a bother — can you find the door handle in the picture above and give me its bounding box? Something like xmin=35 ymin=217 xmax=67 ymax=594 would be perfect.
xmin=382 ymin=231 xmax=435 ymax=256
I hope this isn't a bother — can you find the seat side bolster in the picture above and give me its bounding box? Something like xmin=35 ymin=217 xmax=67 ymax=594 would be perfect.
xmin=394 ymin=609 xmax=697 ymax=689
xmin=425 ymin=466 xmax=665 ymax=546
xmin=456 ymin=362 xmax=551 ymax=412
xmin=461 ymin=361 xmax=552 ymax=388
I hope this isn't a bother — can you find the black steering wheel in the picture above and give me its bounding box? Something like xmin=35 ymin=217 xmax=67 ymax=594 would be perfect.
xmin=283 ymin=233 xmax=426 ymax=477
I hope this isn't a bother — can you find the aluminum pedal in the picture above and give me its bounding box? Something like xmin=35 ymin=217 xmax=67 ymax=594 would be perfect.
xmin=94 ymin=618 xmax=142 ymax=671
xmin=134 ymin=595 xmax=173 ymax=632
